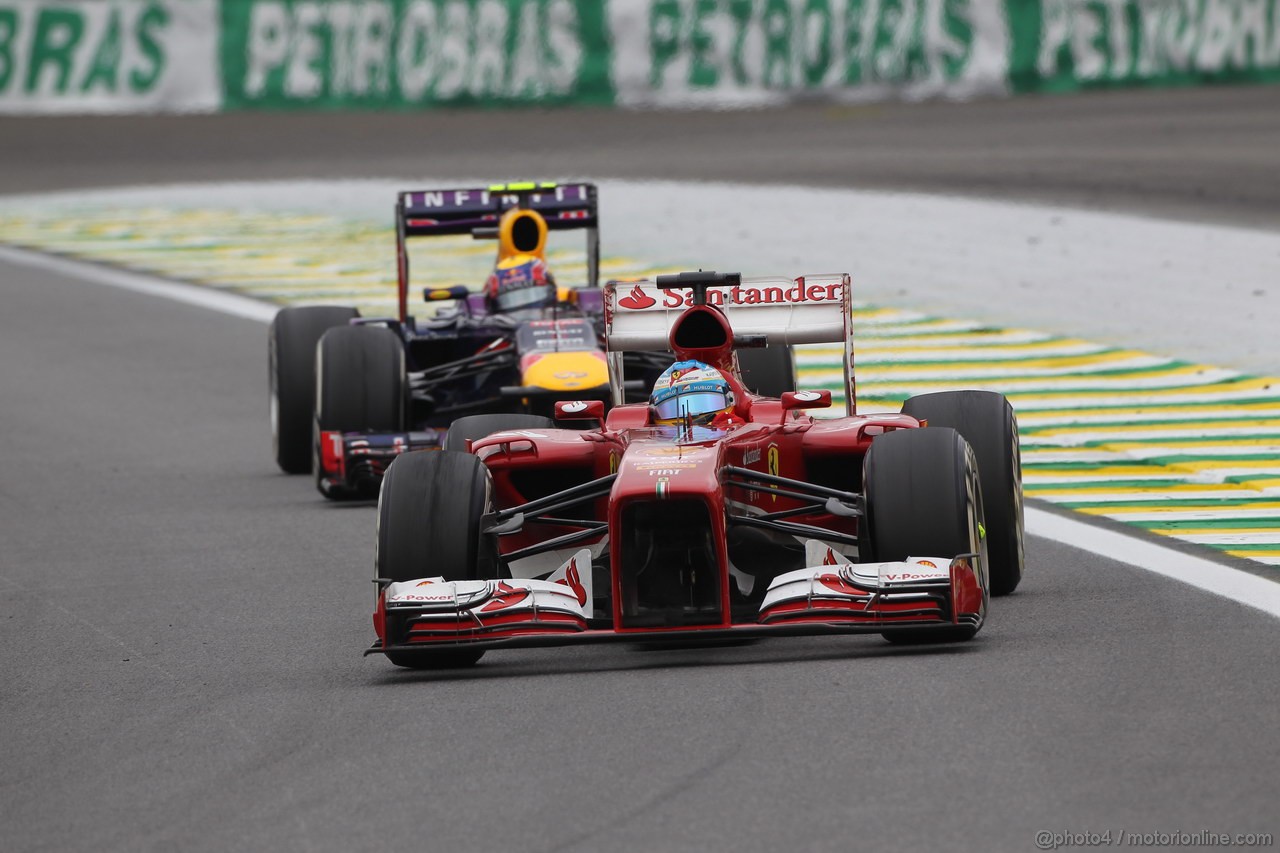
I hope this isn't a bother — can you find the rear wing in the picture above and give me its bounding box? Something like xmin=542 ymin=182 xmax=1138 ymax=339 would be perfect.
xmin=395 ymin=182 xmax=599 ymax=321
xmin=604 ymin=274 xmax=856 ymax=414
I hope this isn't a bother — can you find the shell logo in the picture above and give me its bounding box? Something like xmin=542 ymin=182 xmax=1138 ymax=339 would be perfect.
xmin=618 ymin=284 xmax=657 ymax=310
xmin=916 ymin=560 xmax=937 ymax=569
xmin=642 ymin=446 xmax=696 ymax=456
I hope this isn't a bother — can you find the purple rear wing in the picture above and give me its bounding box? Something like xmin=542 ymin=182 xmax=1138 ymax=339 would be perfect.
xmin=398 ymin=183 xmax=597 ymax=237
xmin=395 ymin=182 xmax=600 ymax=322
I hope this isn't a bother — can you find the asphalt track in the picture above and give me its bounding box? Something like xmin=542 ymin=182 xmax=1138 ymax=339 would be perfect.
xmin=2 ymin=86 xmax=1280 ymax=851
xmin=2 ymin=84 xmax=1280 ymax=228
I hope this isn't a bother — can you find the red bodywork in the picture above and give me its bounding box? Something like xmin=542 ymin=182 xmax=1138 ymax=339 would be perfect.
xmin=370 ymin=278 xmax=987 ymax=655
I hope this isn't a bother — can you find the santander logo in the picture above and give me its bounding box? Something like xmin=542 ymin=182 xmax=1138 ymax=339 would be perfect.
xmin=616 ymin=280 xmax=844 ymax=310
xmin=617 ymin=284 xmax=657 ymax=310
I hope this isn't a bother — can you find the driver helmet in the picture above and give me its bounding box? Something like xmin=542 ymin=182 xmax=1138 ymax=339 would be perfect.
xmin=650 ymin=360 xmax=735 ymax=426
xmin=485 ymin=206 xmax=558 ymax=314
xmin=485 ymin=255 xmax=556 ymax=313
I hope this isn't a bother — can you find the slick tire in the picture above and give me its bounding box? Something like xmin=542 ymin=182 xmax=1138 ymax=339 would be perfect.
xmin=377 ymin=450 xmax=495 ymax=669
xmin=861 ymin=428 xmax=985 ymax=644
xmin=902 ymin=390 xmax=1024 ymax=596
xmin=314 ymin=325 xmax=405 ymax=499
xmin=737 ymin=345 xmax=797 ymax=398
xmin=268 ymin=305 xmax=358 ymax=474
xmin=443 ymin=414 xmax=556 ymax=453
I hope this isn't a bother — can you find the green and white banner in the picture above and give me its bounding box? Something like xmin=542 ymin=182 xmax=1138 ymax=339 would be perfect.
xmin=220 ymin=0 xmax=613 ymax=108
xmin=0 ymin=0 xmax=219 ymax=114
xmin=1012 ymin=0 xmax=1280 ymax=92
xmin=609 ymin=0 xmax=1012 ymax=107
xmin=614 ymin=0 xmax=1280 ymax=107
xmin=1 ymin=0 xmax=1278 ymax=113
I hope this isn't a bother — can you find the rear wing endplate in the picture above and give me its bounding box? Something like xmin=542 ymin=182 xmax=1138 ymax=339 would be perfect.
xmin=604 ymin=275 xmax=856 ymax=414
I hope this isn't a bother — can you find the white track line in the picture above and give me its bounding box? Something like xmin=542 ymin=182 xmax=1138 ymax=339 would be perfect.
xmin=1026 ymin=508 xmax=1280 ymax=618
xmin=5 ymin=237 xmax=1280 ymax=621
xmin=0 ymin=245 xmax=279 ymax=324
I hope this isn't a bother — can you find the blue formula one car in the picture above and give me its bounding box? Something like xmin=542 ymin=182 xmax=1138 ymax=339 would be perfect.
xmin=267 ymin=182 xmax=797 ymax=499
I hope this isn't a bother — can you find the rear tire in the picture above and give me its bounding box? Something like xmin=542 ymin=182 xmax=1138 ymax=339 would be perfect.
xmin=443 ymin=413 xmax=555 ymax=453
xmin=269 ymin=305 xmax=358 ymax=474
xmin=377 ymin=451 xmax=495 ymax=669
xmin=861 ymin=428 xmax=985 ymax=644
xmin=737 ymin=345 xmax=796 ymax=398
xmin=902 ymin=390 xmax=1023 ymax=596
xmin=314 ymin=325 xmax=405 ymax=499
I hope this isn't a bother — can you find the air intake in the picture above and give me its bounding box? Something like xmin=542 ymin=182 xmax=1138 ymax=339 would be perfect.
xmin=670 ymin=306 xmax=731 ymax=351
xmin=511 ymin=214 xmax=541 ymax=253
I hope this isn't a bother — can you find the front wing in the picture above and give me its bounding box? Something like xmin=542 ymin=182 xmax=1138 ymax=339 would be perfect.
xmin=368 ymin=547 xmax=985 ymax=656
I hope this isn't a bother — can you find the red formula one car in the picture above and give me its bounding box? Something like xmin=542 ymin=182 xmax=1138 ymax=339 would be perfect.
xmin=367 ymin=272 xmax=1023 ymax=668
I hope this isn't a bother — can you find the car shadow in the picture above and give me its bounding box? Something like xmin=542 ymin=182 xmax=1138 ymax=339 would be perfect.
xmin=366 ymin=635 xmax=979 ymax=685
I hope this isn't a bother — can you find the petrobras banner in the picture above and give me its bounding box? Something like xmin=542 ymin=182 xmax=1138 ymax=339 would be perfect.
xmin=609 ymin=0 xmax=1013 ymax=108
xmin=1014 ymin=0 xmax=1280 ymax=92
xmin=1 ymin=0 xmax=1278 ymax=114
xmin=220 ymin=0 xmax=614 ymax=108
xmin=0 ymin=0 xmax=219 ymax=114
xmin=611 ymin=0 xmax=1280 ymax=107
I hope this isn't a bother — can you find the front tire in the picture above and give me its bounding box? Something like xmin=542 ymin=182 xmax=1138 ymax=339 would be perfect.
xmin=377 ymin=451 xmax=495 ymax=668
xmin=901 ymin=390 xmax=1023 ymax=596
xmin=269 ymin=305 xmax=358 ymax=474
xmin=861 ymin=428 xmax=986 ymax=644
xmin=443 ymin=413 xmax=555 ymax=453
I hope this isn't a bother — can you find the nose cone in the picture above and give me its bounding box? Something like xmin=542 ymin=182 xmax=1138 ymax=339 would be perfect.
xmin=521 ymin=351 xmax=609 ymax=391
xmin=615 ymin=439 xmax=723 ymax=501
